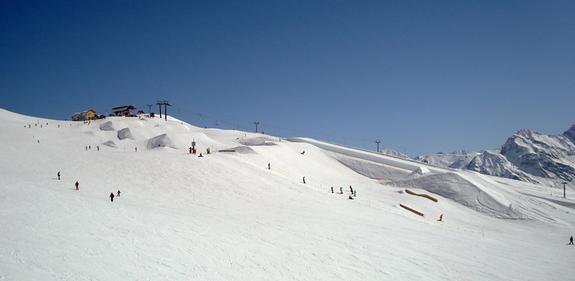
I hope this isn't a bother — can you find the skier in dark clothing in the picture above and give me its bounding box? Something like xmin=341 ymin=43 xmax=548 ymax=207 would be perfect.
xmin=268 ymin=163 xmax=271 ymax=170
xmin=110 ymin=192 xmax=115 ymax=202
xmin=331 ymin=186 xmax=334 ymax=193
xmin=348 ymin=195 xmax=354 ymax=200
xmin=117 ymin=190 xmax=121 ymax=197
xmin=75 ymin=181 xmax=79 ymax=191
xmin=339 ymin=187 xmax=343 ymax=194
xmin=570 ymin=236 xmax=574 ymax=245
xmin=189 ymin=147 xmax=192 ymax=154
xmin=349 ymin=185 xmax=353 ymax=193
xmin=303 ymin=176 xmax=306 ymax=184
xmin=57 ymin=171 xmax=60 ymax=180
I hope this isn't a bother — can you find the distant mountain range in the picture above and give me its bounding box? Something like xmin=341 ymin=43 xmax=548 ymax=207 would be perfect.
xmin=416 ymin=125 xmax=575 ymax=187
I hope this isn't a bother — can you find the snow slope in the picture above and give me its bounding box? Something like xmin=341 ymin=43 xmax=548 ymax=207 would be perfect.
xmin=1 ymin=108 xmax=575 ymax=281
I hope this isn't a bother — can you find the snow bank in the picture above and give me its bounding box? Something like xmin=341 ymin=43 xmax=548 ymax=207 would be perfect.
xmin=99 ymin=121 xmax=115 ymax=131
xmin=117 ymin=127 xmax=133 ymax=140
xmin=102 ymin=140 xmax=117 ymax=148
xmin=146 ymin=134 xmax=176 ymax=149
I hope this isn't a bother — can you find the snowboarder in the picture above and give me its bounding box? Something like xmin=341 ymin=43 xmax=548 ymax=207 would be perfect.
xmin=348 ymin=195 xmax=354 ymax=200
xmin=331 ymin=186 xmax=334 ymax=193
xmin=570 ymin=236 xmax=574 ymax=245
xmin=268 ymin=163 xmax=271 ymax=170
xmin=349 ymin=185 xmax=353 ymax=193
xmin=117 ymin=190 xmax=121 ymax=197
xmin=303 ymin=176 xmax=306 ymax=184
xmin=438 ymin=214 xmax=444 ymax=222
xmin=75 ymin=181 xmax=79 ymax=191
xmin=339 ymin=187 xmax=343 ymax=194
xmin=110 ymin=192 xmax=115 ymax=202
xmin=57 ymin=171 xmax=60 ymax=180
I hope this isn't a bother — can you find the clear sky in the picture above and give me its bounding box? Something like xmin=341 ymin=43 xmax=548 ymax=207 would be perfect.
xmin=1 ymin=0 xmax=574 ymax=156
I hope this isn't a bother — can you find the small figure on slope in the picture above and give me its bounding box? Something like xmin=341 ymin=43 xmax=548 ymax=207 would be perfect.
xmin=331 ymin=186 xmax=334 ymax=193
xmin=569 ymin=236 xmax=574 ymax=245
xmin=110 ymin=192 xmax=115 ymax=202
xmin=57 ymin=171 xmax=60 ymax=180
xmin=438 ymin=214 xmax=444 ymax=222
xmin=339 ymin=187 xmax=343 ymax=194
xmin=268 ymin=163 xmax=271 ymax=170
xmin=117 ymin=190 xmax=121 ymax=197
xmin=302 ymin=176 xmax=306 ymax=184
xmin=75 ymin=181 xmax=79 ymax=191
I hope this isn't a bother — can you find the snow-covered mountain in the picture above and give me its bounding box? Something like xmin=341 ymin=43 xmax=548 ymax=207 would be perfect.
xmin=417 ymin=126 xmax=575 ymax=187
xmin=1 ymin=108 xmax=574 ymax=281
xmin=415 ymin=150 xmax=479 ymax=169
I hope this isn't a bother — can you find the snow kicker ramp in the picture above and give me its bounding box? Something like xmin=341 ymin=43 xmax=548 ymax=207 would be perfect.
xmin=287 ymin=137 xmax=447 ymax=174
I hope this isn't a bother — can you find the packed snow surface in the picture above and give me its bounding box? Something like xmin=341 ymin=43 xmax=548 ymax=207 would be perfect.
xmin=1 ymin=109 xmax=574 ymax=280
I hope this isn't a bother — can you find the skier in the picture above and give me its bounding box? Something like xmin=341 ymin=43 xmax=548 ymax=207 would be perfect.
xmin=85 ymin=146 xmax=88 ymax=151
xmin=110 ymin=192 xmax=115 ymax=202
xmin=135 ymin=146 xmax=137 ymax=152
xmin=97 ymin=146 xmax=99 ymax=151
xmin=89 ymin=145 xmax=91 ymax=150
xmin=189 ymin=147 xmax=192 ymax=154
xmin=353 ymin=189 xmax=357 ymax=197
xmin=438 ymin=214 xmax=444 ymax=222
xmin=207 ymin=148 xmax=211 ymax=154
xmin=300 ymin=150 xmax=305 ymax=155
xmin=117 ymin=190 xmax=121 ymax=197
xmin=268 ymin=163 xmax=271 ymax=170
xmin=57 ymin=171 xmax=60 ymax=180
xmin=198 ymin=153 xmax=203 ymax=157
xmin=75 ymin=181 xmax=79 ymax=191
xmin=331 ymin=186 xmax=334 ymax=193
xmin=570 ymin=236 xmax=574 ymax=245
xmin=348 ymin=195 xmax=354 ymax=200
xmin=303 ymin=176 xmax=306 ymax=184
xmin=339 ymin=187 xmax=343 ymax=194
xmin=349 ymin=185 xmax=353 ymax=193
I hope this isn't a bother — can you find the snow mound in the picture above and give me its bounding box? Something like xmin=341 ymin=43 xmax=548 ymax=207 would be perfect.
xmin=102 ymin=140 xmax=117 ymax=148
xmin=238 ymin=136 xmax=277 ymax=146
xmin=117 ymin=128 xmax=133 ymax=140
xmin=146 ymin=134 xmax=176 ymax=149
xmin=389 ymin=172 xmax=523 ymax=219
xmin=99 ymin=121 xmax=115 ymax=131
xmin=229 ymin=146 xmax=257 ymax=154
xmin=410 ymin=166 xmax=430 ymax=176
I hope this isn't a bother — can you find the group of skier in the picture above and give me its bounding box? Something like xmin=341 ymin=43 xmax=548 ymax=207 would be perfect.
xmin=330 ymin=185 xmax=357 ymax=200
xmin=57 ymin=172 xmax=123 ymax=203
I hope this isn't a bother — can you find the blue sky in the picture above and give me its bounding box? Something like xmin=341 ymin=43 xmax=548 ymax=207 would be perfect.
xmin=1 ymin=0 xmax=574 ymax=156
